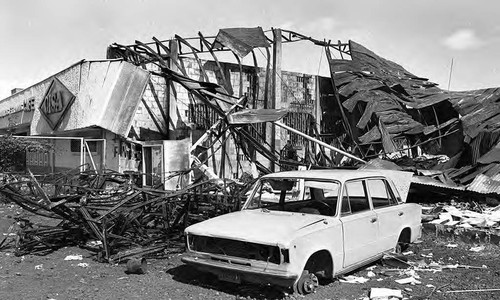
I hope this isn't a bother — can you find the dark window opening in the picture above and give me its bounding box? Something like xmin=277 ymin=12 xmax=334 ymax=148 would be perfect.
xmin=71 ymin=140 xmax=97 ymax=153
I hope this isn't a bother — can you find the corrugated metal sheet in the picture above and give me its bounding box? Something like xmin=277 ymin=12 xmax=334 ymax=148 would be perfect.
xmin=467 ymin=173 xmax=500 ymax=195
xmin=478 ymin=141 xmax=500 ymax=164
xmin=411 ymin=175 xmax=466 ymax=191
xmin=328 ymin=39 xmax=500 ymax=167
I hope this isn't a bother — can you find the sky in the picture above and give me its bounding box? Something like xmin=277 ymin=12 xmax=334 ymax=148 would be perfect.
xmin=1 ymin=0 xmax=500 ymax=99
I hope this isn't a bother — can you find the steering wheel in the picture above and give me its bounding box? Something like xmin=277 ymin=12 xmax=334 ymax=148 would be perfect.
xmin=312 ymin=201 xmax=335 ymax=216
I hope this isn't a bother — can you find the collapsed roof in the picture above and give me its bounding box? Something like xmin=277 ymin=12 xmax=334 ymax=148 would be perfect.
xmin=324 ymin=40 xmax=500 ymax=192
xmin=107 ymin=27 xmax=500 ymax=195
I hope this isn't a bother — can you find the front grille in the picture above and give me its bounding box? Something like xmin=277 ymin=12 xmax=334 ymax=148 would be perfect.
xmin=189 ymin=235 xmax=281 ymax=264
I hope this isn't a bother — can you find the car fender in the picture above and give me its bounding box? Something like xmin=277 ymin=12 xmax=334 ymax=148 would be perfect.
xmin=287 ymin=222 xmax=343 ymax=277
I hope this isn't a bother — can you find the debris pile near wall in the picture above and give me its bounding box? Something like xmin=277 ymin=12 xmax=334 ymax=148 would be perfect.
xmin=422 ymin=201 xmax=500 ymax=231
xmin=0 ymin=169 xmax=251 ymax=262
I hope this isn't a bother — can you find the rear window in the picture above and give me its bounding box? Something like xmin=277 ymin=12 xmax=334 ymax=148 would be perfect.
xmin=367 ymin=179 xmax=398 ymax=208
xmin=341 ymin=180 xmax=370 ymax=215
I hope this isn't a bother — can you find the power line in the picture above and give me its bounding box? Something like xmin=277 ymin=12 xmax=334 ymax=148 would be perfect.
xmin=447 ymin=58 xmax=454 ymax=91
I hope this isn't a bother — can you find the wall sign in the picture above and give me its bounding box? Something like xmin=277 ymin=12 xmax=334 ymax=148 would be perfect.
xmin=0 ymin=97 xmax=35 ymax=118
xmin=39 ymin=78 xmax=75 ymax=130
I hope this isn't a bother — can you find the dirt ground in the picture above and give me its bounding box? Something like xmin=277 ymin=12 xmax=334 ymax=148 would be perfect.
xmin=0 ymin=202 xmax=499 ymax=300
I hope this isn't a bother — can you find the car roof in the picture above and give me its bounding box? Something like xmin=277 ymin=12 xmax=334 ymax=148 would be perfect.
xmin=262 ymin=169 xmax=389 ymax=182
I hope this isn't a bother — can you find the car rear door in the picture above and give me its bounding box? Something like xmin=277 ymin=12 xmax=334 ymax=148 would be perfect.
xmin=340 ymin=179 xmax=379 ymax=267
xmin=367 ymin=178 xmax=404 ymax=253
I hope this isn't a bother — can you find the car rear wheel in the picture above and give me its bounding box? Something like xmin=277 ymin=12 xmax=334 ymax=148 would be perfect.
xmin=396 ymin=229 xmax=411 ymax=253
xmin=293 ymin=270 xmax=319 ymax=295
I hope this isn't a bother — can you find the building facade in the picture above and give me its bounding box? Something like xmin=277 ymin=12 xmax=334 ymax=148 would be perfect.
xmin=0 ymin=55 xmax=328 ymax=187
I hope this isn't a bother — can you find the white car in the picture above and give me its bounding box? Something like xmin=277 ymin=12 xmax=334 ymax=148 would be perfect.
xmin=182 ymin=169 xmax=421 ymax=294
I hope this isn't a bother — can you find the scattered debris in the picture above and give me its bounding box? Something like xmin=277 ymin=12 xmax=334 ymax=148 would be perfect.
xmin=339 ymin=275 xmax=370 ymax=284
xmin=381 ymin=253 xmax=410 ymax=269
xmin=0 ymin=170 xmax=249 ymax=262
xmin=394 ymin=277 xmax=421 ymax=285
xmin=421 ymin=202 xmax=500 ymax=231
xmin=469 ymin=245 xmax=485 ymax=252
xmin=64 ymin=255 xmax=83 ymax=261
xmin=446 ymin=288 xmax=500 ymax=293
xmin=369 ymin=287 xmax=402 ymax=299
xmin=125 ymin=257 xmax=147 ymax=274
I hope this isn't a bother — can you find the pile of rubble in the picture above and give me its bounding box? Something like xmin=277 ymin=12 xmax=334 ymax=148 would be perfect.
xmin=0 ymin=169 xmax=250 ymax=262
xmin=423 ymin=202 xmax=500 ymax=230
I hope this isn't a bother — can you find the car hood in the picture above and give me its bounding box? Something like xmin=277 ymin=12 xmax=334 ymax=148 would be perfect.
xmin=185 ymin=209 xmax=333 ymax=247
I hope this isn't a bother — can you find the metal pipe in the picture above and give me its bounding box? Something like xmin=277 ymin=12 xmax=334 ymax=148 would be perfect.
xmin=273 ymin=121 xmax=366 ymax=164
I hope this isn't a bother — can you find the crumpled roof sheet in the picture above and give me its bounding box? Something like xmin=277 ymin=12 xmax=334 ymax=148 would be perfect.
xmin=214 ymin=27 xmax=269 ymax=58
xmin=467 ymin=173 xmax=500 ymax=194
xmin=330 ymin=40 xmax=500 ymax=172
xmin=478 ymin=141 xmax=500 ymax=164
xmin=411 ymin=175 xmax=466 ymax=191
xmin=330 ymin=41 xmax=444 ymax=145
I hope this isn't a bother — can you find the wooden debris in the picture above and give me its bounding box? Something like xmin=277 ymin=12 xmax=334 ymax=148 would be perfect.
xmin=0 ymin=170 xmax=249 ymax=261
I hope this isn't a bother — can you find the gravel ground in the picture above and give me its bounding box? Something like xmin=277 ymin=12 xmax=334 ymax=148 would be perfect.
xmin=0 ymin=203 xmax=499 ymax=300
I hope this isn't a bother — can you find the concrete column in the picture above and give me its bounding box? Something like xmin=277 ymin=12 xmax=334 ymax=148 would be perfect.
xmin=266 ymin=28 xmax=282 ymax=172
xmin=272 ymin=28 xmax=282 ymax=109
xmin=167 ymin=39 xmax=179 ymax=140
xmin=315 ymin=75 xmax=322 ymax=155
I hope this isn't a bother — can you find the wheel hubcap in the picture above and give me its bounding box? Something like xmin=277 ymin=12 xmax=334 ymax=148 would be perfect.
xmin=295 ymin=271 xmax=319 ymax=294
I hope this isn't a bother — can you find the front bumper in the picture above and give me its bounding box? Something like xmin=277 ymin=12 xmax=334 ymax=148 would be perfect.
xmin=182 ymin=254 xmax=298 ymax=288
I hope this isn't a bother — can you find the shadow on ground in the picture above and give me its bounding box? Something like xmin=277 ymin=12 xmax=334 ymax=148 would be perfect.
xmin=167 ymin=264 xmax=288 ymax=300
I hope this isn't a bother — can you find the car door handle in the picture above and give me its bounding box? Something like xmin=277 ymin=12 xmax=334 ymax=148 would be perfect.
xmin=370 ymin=217 xmax=377 ymax=223
xmin=398 ymin=212 xmax=404 ymax=216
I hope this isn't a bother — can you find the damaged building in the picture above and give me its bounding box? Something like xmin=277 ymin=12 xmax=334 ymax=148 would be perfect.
xmin=2 ymin=26 xmax=500 ymax=266
xmin=0 ymin=27 xmax=499 ymax=197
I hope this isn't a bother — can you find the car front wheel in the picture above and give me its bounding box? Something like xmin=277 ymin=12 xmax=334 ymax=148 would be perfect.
xmin=293 ymin=270 xmax=319 ymax=294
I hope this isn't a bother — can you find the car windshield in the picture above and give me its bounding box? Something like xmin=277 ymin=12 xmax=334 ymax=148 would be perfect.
xmin=244 ymin=178 xmax=340 ymax=216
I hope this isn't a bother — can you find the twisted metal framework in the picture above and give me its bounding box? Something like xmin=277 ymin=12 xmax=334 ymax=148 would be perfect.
xmin=107 ymin=28 xmax=357 ymax=179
